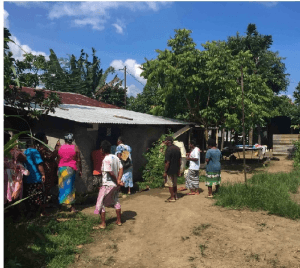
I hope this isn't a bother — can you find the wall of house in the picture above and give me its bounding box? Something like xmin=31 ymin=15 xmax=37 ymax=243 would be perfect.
xmin=32 ymin=116 xmax=187 ymax=193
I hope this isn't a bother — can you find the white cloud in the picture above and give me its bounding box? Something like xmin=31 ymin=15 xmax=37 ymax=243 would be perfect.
xmin=258 ymin=2 xmax=278 ymax=7
xmin=112 ymin=19 xmax=125 ymax=34
xmin=127 ymin=84 xmax=142 ymax=97
xmin=46 ymin=1 xmax=170 ymax=31
xmin=110 ymin=59 xmax=147 ymax=85
xmin=9 ymin=35 xmax=48 ymax=61
xmin=73 ymin=17 xmax=105 ymax=31
xmin=4 ymin=9 xmax=9 ymax=28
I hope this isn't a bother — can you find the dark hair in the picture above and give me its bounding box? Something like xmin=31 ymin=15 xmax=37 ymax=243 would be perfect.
xmin=117 ymin=136 xmax=124 ymax=143
xmin=190 ymin=139 xmax=197 ymax=146
xmin=101 ymin=140 xmax=111 ymax=154
xmin=208 ymin=138 xmax=216 ymax=147
xmin=165 ymin=136 xmax=174 ymax=143
xmin=64 ymin=133 xmax=74 ymax=144
xmin=34 ymin=132 xmax=46 ymax=145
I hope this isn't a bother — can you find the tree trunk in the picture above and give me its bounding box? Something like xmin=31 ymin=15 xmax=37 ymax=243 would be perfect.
xmin=258 ymin=125 xmax=261 ymax=145
xmin=216 ymin=127 xmax=219 ymax=148
xmin=249 ymin=127 xmax=253 ymax=146
xmin=221 ymin=128 xmax=225 ymax=150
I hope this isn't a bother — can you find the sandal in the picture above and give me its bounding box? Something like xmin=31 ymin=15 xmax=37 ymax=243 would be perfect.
xmin=186 ymin=192 xmax=196 ymax=195
xmin=116 ymin=222 xmax=122 ymax=226
xmin=206 ymin=195 xmax=213 ymax=198
xmin=93 ymin=225 xmax=106 ymax=230
xmin=165 ymin=198 xmax=176 ymax=202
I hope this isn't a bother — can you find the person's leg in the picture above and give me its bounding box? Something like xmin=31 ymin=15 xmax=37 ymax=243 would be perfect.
xmin=208 ymin=186 xmax=213 ymax=197
xmin=215 ymin=184 xmax=220 ymax=193
xmin=128 ymin=187 xmax=131 ymax=195
xmin=169 ymin=187 xmax=175 ymax=200
xmin=100 ymin=210 xmax=106 ymax=228
xmin=173 ymin=186 xmax=178 ymax=200
xmin=116 ymin=209 xmax=122 ymax=225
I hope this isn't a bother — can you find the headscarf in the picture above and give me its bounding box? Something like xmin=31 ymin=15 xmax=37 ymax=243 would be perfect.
xmin=64 ymin=133 xmax=74 ymax=143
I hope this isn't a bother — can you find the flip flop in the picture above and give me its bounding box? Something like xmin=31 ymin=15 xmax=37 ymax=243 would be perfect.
xmin=186 ymin=192 xmax=196 ymax=195
xmin=116 ymin=222 xmax=122 ymax=226
xmin=93 ymin=225 xmax=106 ymax=230
xmin=165 ymin=198 xmax=176 ymax=202
xmin=206 ymin=195 xmax=213 ymax=198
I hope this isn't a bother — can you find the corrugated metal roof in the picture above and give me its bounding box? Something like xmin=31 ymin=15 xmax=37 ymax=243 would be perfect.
xmin=50 ymin=104 xmax=192 ymax=125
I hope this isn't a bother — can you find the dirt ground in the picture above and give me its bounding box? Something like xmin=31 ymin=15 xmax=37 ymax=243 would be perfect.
xmin=70 ymin=155 xmax=300 ymax=268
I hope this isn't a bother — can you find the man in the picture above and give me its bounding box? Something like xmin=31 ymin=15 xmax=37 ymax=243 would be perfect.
xmin=115 ymin=136 xmax=133 ymax=195
xmin=164 ymin=136 xmax=181 ymax=202
xmin=185 ymin=139 xmax=201 ymax=195
xmin=94 ymin=140 xmax=124 ymax=229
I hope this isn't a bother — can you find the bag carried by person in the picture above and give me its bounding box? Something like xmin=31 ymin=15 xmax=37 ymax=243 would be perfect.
xmin=120 ymin=150 xmax=132 ymax=170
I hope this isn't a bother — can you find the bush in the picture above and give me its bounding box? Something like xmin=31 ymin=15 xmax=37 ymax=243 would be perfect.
xmin=293 ymin=140 xmax=300 ymax=169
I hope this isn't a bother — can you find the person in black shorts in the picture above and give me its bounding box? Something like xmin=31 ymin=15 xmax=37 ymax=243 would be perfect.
xmin=163 ymin=136 xmax=181 ymax=202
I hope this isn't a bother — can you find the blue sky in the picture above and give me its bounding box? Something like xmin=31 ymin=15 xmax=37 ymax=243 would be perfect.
xmin=3 ymin=1 xmax=300 ymax=98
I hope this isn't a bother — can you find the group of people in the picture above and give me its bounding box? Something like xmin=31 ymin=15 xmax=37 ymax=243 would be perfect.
xmin=4 ymin=132 xmax=82 ymax=217
xmin=163 ymin=136 xmax=222 ymax=202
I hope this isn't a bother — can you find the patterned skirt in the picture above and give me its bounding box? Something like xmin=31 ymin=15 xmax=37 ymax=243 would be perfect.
xmin=121 ymin=167 xmax=133 ymax=188
xmin=205 ymin=171 xmax=221 ymax=187
xmin=185 ymin=169 xmax=199 ymax=189
xmin=58 ymin=167 xmax=76 ymax=205
xmin=94 ymin=185 xmax=121 ymax=214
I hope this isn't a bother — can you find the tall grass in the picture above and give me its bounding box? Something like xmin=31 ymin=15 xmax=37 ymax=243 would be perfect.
xmin=214 ymin=169 xmax=300 ymax=219
xmin=4 ymin=212 xmax=100 ymax=268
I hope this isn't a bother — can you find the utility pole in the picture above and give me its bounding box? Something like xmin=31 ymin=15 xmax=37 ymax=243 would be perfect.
xmin=124 ymin=66 xmax=126 ymax=107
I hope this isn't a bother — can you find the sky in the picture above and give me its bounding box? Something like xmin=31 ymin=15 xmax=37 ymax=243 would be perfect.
xmin=3 ymin=1 xmax=300 ymax=98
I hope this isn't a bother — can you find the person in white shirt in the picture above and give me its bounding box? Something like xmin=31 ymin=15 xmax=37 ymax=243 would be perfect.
xmin=185 ymin=139 xmax=201 ymax=195
xmin=93 ymin=140 xmax=124 ymax=229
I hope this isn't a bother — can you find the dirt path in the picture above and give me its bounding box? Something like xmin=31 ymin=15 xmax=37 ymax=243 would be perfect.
xmin=71 ymin=157 xmax=300 ymax=268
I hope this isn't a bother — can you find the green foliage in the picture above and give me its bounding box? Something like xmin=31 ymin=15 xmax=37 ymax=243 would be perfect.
xmin=4 ymin=213 xmax=99 ymax=268
xmin=294 ymin=82 xmax=300 ymax=105
xmin=138 ymin=134 xmax=169 ymax=189
xmin=137 ymin=132 xmax=185 ymax=189
xmin=214 ymin=170 xmax=300 ymax=219
xmin=293 ymin=141 xmax=300 ymax=169
xmin=4 ymin=28 xmax=61 ymax=118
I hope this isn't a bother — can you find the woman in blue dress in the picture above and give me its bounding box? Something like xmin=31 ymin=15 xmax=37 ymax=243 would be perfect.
xmin=115 ymin=137 xmax=133 ymax=194
xmin=205 ymin=138 xmax=222 ymax=198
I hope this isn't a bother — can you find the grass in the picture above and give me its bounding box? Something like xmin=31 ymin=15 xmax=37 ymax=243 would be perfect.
xmin=4 ymin=212 xmax=101 ymax=268
xmin=214 ymin=169 xmax=300 ymax=219
xmin=192 ymin=224 xmax=211 ymax=236
xmin=199 ymin=244 xmax=207 ymax=256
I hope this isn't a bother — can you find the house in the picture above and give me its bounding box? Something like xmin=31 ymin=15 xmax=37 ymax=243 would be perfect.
xmin=4 ymin=87 xmax=194 ymax=193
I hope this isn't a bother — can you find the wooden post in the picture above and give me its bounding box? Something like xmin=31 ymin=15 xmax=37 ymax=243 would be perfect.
xmin=216 ymin=127 xmax=219 ymax=148
xmin=221 ymin=128 xmax=225 ymax=150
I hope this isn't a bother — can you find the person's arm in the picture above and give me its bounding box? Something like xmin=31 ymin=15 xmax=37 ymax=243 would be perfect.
xmin=75 ymin=146 xmax=82 ymax=176
xmin=164 ymin=161 xmax=170 ymax=179
xmin=178 ymin=157 xmax=181 ymax=176
xmin=117 ymin=167 xmax=124 ymax=186
xmin=38 ymin=164 xmax=46 ymax=183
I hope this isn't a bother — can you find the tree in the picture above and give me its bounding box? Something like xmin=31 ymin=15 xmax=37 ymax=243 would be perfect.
xmin=293 ymin=82 xmax=300 ymax=105
xmin=4 ymin=28 xmax=61 ymax=118
xmin=140 ymin=29 xmax=273 ymax=134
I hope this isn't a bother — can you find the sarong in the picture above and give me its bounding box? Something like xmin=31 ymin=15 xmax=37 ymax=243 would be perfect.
xmin=94 ymin=186 xmax=121 ymax=214
xmin=121 ymin=167 xmax=133 ymax=188
xmin=185 ymin=169 xmax=199 ymax=189
xmin=205 ymin=171 xmax=221 ymax=186
xmin=58 ymin=166 xmax=76 ymax=205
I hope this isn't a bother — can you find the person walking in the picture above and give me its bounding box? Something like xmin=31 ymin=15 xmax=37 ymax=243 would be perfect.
xmin=115 ymin=137 xmax=133 ymax=195
xmin=57 ymin=133 xmax=82 ymax=212
xmin=34 ymin=132 xmax=59 ymax=206
xmin=94 ymin=140 xmax=124 ymax=229
xmin=185 ymin=139 xmax=201 ymax=195
xmin=205 ymin=138 xmax=222 ymax=198
xmin=164 ymin=136 xmax=181 ymax=202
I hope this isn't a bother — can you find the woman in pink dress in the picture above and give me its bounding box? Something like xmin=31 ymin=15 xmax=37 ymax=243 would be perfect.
xmin=57 ymin=133 xmax=82 ymax=213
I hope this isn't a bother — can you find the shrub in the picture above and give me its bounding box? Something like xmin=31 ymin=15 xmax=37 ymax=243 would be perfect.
xmin=293 ymin=140 xmax=300 ymax=169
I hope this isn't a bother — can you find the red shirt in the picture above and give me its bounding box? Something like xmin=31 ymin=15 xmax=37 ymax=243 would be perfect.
xmin=91 ymin=150 xmax=105 ymax=175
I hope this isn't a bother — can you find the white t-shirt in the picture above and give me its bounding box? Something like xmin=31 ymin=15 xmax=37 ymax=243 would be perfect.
xmin=189 ymin=147 xmax=200 ymax=170
xmin=101 ymin=154 xmax=123 ymax=187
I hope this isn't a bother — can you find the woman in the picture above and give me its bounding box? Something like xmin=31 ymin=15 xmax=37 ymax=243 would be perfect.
xmin=23 ymin=140 xmax=47 ymax=216
xmin=115 ymin=137 xmax=133 ymax=195
xmin=57 ymin=133 xmax=82 ymax=212
xmin=35 ymin=132 xmax=59 ymax=206
xmin=205 ymin=138 xmax=222 ymax=198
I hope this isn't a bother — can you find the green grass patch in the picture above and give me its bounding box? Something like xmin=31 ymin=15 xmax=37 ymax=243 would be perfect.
xmin=4 ymin=212 xmax=101 ymax=268
xmin=214 ymin=169 xmax=300 ymax=219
